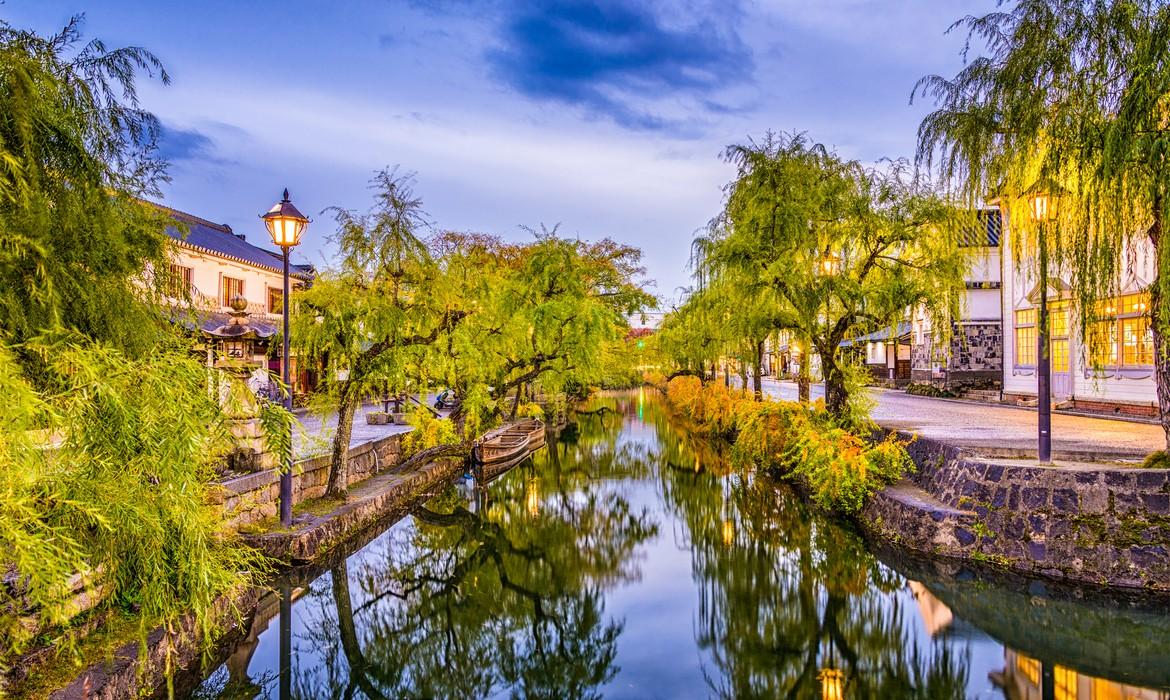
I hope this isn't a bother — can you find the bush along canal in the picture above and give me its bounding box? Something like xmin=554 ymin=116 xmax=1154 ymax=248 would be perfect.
xmin=180 ymin=391 xmax=1170 ymax=699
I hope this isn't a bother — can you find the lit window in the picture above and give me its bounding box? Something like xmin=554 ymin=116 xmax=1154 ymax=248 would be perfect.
xmin=221 ymin=276 xmax=244 ymax=307
xmin=1089 ymin=292 xmax=1152 ymax=370
xmin=1088 ymin=321 xmax=1117 ymax=368
xmin=1054 ymin=665 xmax=1077 ymax=700
xmin=1050 ymin=301 xmax=1069 ymax=338
xmin=268 ymin=287 xmax=283 ymax=314
xmin=1121 ymin=316 xmax=1153 ymax=366
xmin=1051 ymin=338 xmax=1069 ymax=372
xmin=1015 ymin=309 xmax=1037 ymax=367
xmin=1016 ymin=654 xmax=1040 ymax=685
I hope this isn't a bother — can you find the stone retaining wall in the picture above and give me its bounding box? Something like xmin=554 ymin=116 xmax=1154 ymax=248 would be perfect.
xmin=209 ymin=432 xmax=406 ymax=529
xmin=862 ymin=436 xmax=1170 ymax=590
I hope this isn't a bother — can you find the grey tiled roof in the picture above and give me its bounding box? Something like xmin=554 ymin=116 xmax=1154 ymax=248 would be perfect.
xmin=839 ymin=322 xmax=912 ymax=347
xmin=156 ymin=204 xmax=314 ymax=280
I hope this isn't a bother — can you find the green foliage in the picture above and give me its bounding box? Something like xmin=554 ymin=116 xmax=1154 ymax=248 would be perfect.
xmin=0 ymin=17 xmax=263 ymax=673
xmin=0 ymin=17 xmax=176 ymax=366
xmin=905 ymin=382 xmax=956 ymax=398
xmin=1142 ymin=451 xmax=1170 ymax=470
xmin=915 ymin=1 xmax=1170 ymax=446
xmin=258 ymin=399 xmax=295 ymax=473
xmin=666 ymin=376 xmax=912 ymax=514
xmin=292 ymin=169 xmax=465 ymax=495
xmin=666 ymin=132 xmax=968 ymax=418
xmin=402 ymin=410 xmax=460 ymax=457
xmin=0 ymin=339 xmax=263 ymax=660
xmin=433 ymin=227 xmax=653 ymax=421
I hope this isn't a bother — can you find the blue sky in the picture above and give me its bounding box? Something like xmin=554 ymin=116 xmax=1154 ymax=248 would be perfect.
xmin=5 ymin=0 xmax=995 ymax=301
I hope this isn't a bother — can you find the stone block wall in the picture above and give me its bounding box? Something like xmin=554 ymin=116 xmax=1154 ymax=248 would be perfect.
xmin=210 ymin=432 xmax=406 ymax=529
xmin=863 ymin=436 xmax=1170 ymax=590
xmin=949 ymin=322 xmax=1002 ymax=374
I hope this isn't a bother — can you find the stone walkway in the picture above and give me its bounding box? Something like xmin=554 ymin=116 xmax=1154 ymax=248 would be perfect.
xmin=293 ymin=393 xmax=446 ymax=458
xmin=752 ymin=378 xmax=1162 ymax=458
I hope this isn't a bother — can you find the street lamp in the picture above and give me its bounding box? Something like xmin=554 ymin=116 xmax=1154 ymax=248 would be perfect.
xmin=1026 ymin=185 xmax=1058 ymax=463
xmin=262 ymin=189 xmax=310 ymax=527
xmin=815 ymin=251 xmax=841 ymax=278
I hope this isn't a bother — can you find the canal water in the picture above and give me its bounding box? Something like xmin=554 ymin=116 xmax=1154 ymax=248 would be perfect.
xmin=187 ymin=390 xmax=1170 ymax=699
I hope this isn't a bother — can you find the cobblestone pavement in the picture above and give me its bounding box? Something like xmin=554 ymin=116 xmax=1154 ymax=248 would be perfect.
xmin=293 ymin=393 xmax=444 ymax=458
xmin=753 ymin=378 xmax=1162 ymax=458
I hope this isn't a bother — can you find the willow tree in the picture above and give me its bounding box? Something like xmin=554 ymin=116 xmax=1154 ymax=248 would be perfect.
xmin=0 ymin=17 xmax=266 ymax=664
xmin=702 ymin=133 xmax=966 ymax=419
xmin=0 ymin=16 xmax=176 ymax=368
xmin=292 ymin=169 xmax=467 ymax=497
xmin=442 ymin=228 xmax=653 ymax=422
xmin=915 ymin=1 xmax=1170 ymax=448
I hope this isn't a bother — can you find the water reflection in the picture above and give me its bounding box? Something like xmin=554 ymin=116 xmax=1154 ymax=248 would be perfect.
xmin=189 ymin=391 xmax=1170 ymax=699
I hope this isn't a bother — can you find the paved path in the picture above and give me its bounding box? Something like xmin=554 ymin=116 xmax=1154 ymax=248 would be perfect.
xmin=750 ymin=378 xmax=1162 ymax=459
xmin=293 ymin=393 xmax=445 ymax=458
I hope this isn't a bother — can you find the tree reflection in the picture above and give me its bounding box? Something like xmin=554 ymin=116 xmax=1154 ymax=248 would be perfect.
xmin=285 ymin=403 xmax=658 ymax=699
xmin=643 ymin=394 xmax=970 ymax=700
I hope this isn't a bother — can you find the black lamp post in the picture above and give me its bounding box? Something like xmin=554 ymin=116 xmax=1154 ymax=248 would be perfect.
xmin=262 ymin=189 xmax=310 ymax=527
xmin=1027 ymin=187 xmax=1058 ymax=463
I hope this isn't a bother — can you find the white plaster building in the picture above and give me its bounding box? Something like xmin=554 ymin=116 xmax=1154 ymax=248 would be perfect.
xmin=999 ymin=210 xmax=1156 ymax=417
xmin=157 ymin=204 xmax=315 ymax=395
xmin=910 ymin=209 xmax=1004 ymax=389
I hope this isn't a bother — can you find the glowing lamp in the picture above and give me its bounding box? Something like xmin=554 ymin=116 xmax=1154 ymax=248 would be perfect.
xmin=262 ymin=189 xmax=310 ymax=248
xmin=819 ymin=668 xmax=844 ymax=700
xmin=816 ymin=252 xmax=841 ymax=277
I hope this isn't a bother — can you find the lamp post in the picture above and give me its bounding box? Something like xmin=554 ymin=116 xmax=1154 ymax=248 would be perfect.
xmin=262 ymin=189 xmax=310 ymax=527
xmin=1027 ymin=188 xmax=1057 ymax=463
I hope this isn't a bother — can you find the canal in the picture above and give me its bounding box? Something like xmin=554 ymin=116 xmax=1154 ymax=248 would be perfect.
xmin=186 ymin=390 xmax=1170 ymax=699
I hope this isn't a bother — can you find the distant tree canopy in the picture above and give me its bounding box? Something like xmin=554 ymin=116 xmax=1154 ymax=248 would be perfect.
xmin=914 ymin=0 xmax=1170 ymax=446
xmin=293 ymin=172 xmax=654 ymax=497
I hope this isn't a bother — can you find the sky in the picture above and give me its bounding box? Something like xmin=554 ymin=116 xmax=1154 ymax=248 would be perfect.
xmin=5 ymin=0 xmax=998 ymax=304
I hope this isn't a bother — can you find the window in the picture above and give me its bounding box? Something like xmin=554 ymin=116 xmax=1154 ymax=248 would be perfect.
xmin=268 ymin=287 xmax=283 ymax=314
xmin=1016 ymin=654 xmax=1040 ymax=685
xmin=1015 ymin=309 xmax=1036 ymax=366
xmin=168 ymin=264 xmax=193 ymax=298
xmin=1121 ymin=316 xmax=1153 ymax=366
xmin=1089 ymin=292 xmax=1152 ymax=370
xmin=221 ymin=276 xmax=244 ymax=307
xmin=1053 ymin=665 xmax=1077 ymax=700
xmin=1088 ymin=320 xmax=1118 ymax=368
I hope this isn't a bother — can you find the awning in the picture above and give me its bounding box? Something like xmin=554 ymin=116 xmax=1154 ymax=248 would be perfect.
xmin=839 ymin=321 xmax=912 ymax=348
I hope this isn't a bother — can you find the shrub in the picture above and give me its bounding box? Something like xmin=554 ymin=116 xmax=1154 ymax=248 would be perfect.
xmin=402 ymin=409 xmax=460 ymax=457
xmin=0 ymin=339 xmax=265 ymax=659
xmin=666 ymin=375 xmax=912 ymax=515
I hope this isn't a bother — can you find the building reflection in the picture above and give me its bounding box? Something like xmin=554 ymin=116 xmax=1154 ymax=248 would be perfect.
xmin=995 ymin=650 xmax=1169 ymax=700
xmin=908 ymin=579 xmax=1170 ymax=700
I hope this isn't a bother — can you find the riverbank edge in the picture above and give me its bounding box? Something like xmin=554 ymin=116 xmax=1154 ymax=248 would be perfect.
xmin=34 ymin=456 xmax=462 ymax=699
xmin=859 ymin=433 xmax=1170 ymax=592
xmin=648 ymin=381 xmax=1170 ymax=593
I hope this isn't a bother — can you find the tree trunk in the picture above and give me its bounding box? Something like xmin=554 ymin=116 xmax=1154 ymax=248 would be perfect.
xmin=821 ymin=349 xmax=848 ymax=418
xmin=510 ymin=382 xmax=523 ymax=419
xmin=752 ymin=339 xmax=764 ymax=400
xmin=738 ymin=360 xmax=748 ymax=395
xmin=798 ymin=339 xmax=811 ymax=405
xmin=326 ymin=384 xmax=358 ymax=498
xmin=1150 ymin=218 xmax=1170 ymax=450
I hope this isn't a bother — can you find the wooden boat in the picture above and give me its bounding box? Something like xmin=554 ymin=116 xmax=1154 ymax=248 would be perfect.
xmin=475 ymin=428 xmax=530 ymax=465
xmin=514 ymin=419 xmax=546 ymax=449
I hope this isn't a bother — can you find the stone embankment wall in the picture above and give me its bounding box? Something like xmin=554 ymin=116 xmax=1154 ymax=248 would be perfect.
xmin=209 ymin=433 xmax=405 ymax=529
xmin=862 ymin=436 xmax=1170 ymax=590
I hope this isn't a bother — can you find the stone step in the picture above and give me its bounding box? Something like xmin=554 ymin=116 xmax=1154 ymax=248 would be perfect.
xmin=862 ymin=480 xmax=980 ymax=553
xmin=959 ymin=389 xmax=1001 ymax=402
